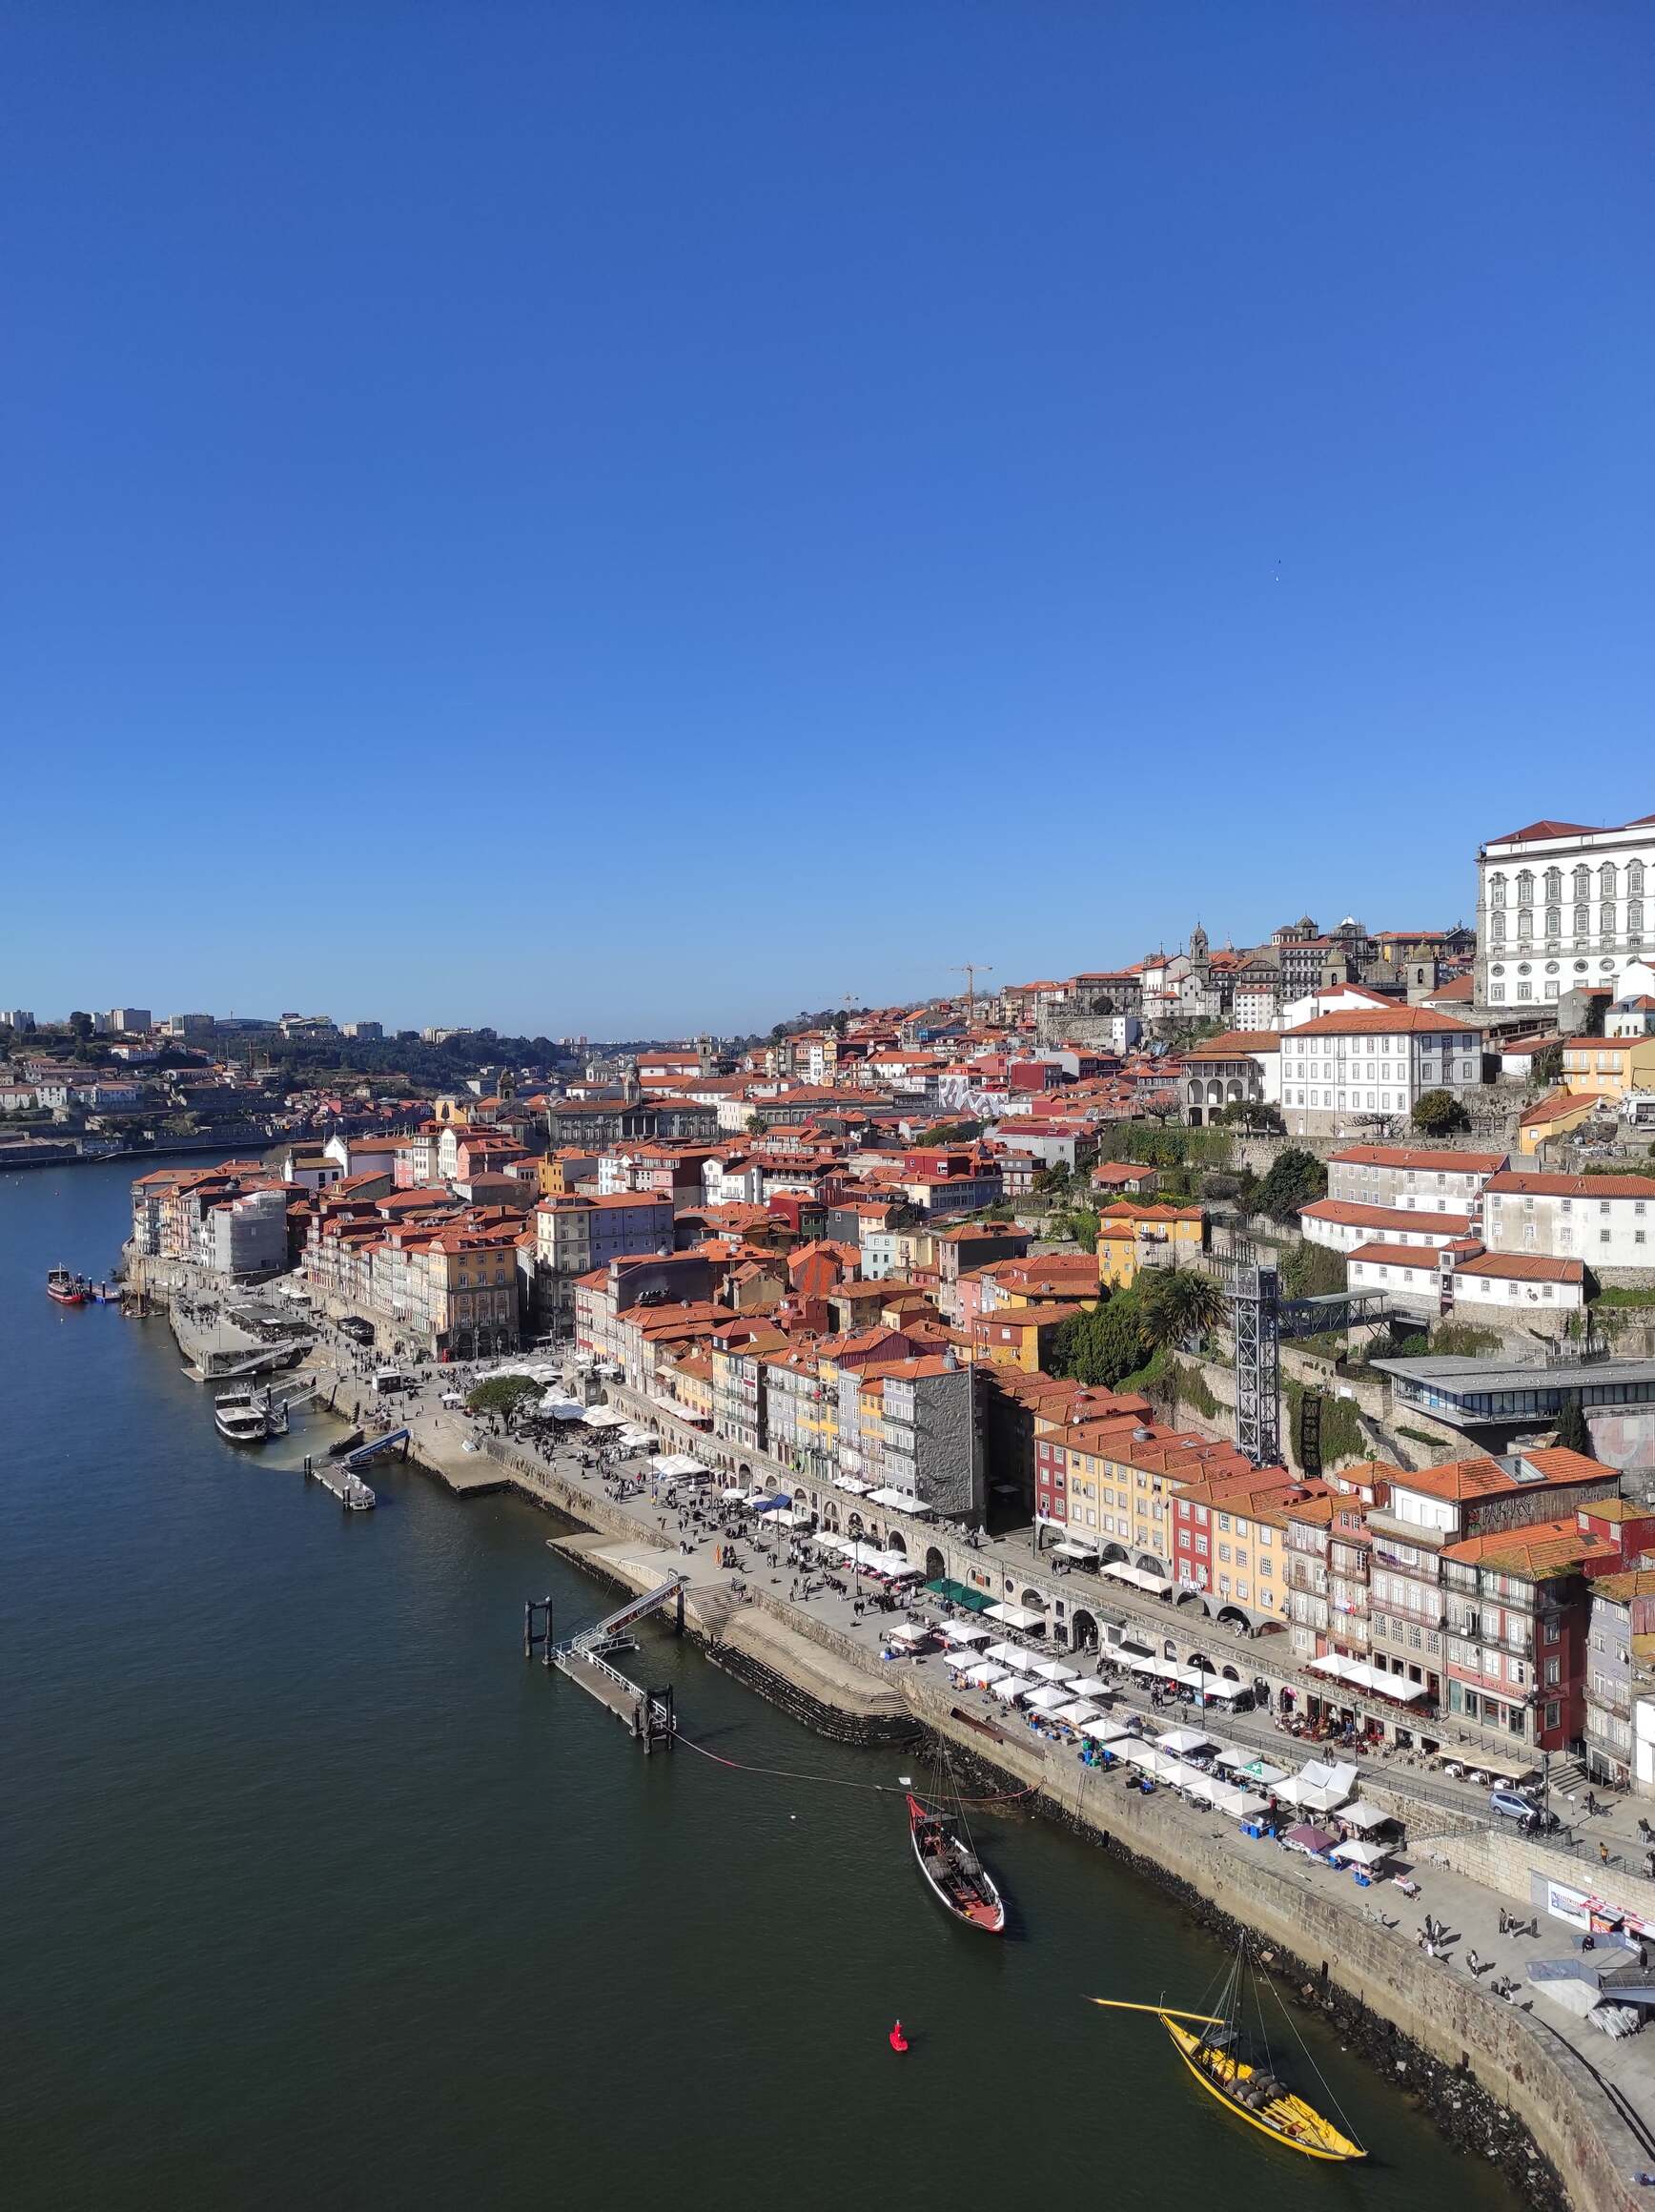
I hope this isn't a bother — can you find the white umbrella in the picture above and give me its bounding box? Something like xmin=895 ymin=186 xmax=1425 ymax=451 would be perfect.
xmin=1031 ymin=1659 xmax=1083 ymax=1685
xmin=940 ymin=1622 xmax=991 ymax=1648
xmin=966 ymin=1661 xmax=1011 ymax=1687
xmin=984 ymin=1642 xmax=1028 ymax=1668
xmin=1055 ymin=1700 xmax=1104 ymax=1727
xmin=1156 ymin=1728 xmax=1216 ymax=1758
xmin=990 ymin=1675 xmax=1034 ymax=1704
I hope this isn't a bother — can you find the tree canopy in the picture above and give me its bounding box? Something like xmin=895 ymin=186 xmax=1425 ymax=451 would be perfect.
xmin=1138 ymin=1265 xmax=1228 ymax=1354
xmin=466 ymin=1375 xmax=543 ymax=1421
xmin=1251 ymin=1147 xmax=1327 ymax=1221
xmin=1412 ymin=1089 xmax=1471 ymax=1136
xmin=1051 ymin=1289 xmax=1151 ymax=1389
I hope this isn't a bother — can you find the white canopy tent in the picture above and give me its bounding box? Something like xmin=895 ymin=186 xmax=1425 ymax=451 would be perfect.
xmin=939 ymin=1622 xmax=992 ymax=1648
xmin=964 ymin=1660 xmax=1011 ymax=1687
xmin=867 ymin=1487 xmax=932 ymax=1515
xmin=833 ymin=1475 xmax=873 ymax=1496
xmin=984 ymin=1643 xmax=1029 ymax=1668
xmin=540 ymin=1393 xmax=587 ymax=1418
xmin=582 ymin=1406 xmax=628 ymax=1429
xmin=887 ymin=1620 xmax=932 ymax=1647
xmin=1031 ymin=1659 xmax=1084 ymax=1686
xmin=990 ymin=1675 xmax=1035 ymax=1705
xmin=1054 ymin=1700 xmax=1104 ymax=1727
xmin=1079 ymin=1716 xmax=1135 ymax=1745
xmin=1215 ymin=1751 xmax=1291 ymax=1789
xmin=1099 ymin=1561 xmax=1174 ymax=1596
xmin=1053 ymin=1538 xmax=1098 ymax=1559
xmin=1336 ymin=1799 xmax=1395 ymax=1833
xmin=1308 ymin=1651 xmax=1429 ymax=1704
xmin=1024 ymin=1685 xmax=1074 ymax=1713
xmin=1156 ymin=1728 xmax=1217 ymax=1759
xmin=985 ymin=1602 xmax=1045 ymax=1630
xmin=654 ymin=1453 xmax=710 ymax=1479
xmin=766 ymin=1506 xmax=809 ymax=1527
xmin=1331 ymin=1837 xmax=1393 ymax=1867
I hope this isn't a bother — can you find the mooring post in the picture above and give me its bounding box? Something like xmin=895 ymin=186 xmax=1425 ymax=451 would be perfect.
xmin=523 ymin=1595 xmax=554 ymax=1661
xmin=674 ymin=1584 xmax=684 ymax=1637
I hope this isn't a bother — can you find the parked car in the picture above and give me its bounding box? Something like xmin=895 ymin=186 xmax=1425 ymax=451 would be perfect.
xmin=1489 ymin=1788 xmax=1539 ymax=1823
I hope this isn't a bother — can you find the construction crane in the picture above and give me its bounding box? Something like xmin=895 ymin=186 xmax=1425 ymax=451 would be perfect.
xmin=951 ymin=963 xmax=992 ymax=1026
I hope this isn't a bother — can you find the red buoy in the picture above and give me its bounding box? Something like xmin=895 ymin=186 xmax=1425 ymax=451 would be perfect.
xmin=889 ymin=2020 xmax=909 ymax=2052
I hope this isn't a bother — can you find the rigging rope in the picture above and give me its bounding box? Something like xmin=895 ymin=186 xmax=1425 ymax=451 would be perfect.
xmin=671 ymin=1730 xmax=1038 ymax=1804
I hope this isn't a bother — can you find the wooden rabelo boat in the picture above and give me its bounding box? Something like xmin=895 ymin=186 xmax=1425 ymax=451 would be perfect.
xmin=1090 ymin=1941 xmax=1364 ymax=2162
xmin=906 ymin=1792 xmax=1006 ymax=1933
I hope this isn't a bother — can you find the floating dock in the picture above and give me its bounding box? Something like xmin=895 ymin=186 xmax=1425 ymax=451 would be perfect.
xmin=525 ymin=1573 xmax=686 ymax=1751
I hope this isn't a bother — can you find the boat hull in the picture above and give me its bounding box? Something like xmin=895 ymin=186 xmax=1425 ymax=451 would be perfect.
xmin=1162 ymin=2020 xmax=1362 ymax=2161
xmin=907 ymin=1795 xmax=1006 ymax=1933
xmin=47 ymin=1287 xmax=88 ymax=1305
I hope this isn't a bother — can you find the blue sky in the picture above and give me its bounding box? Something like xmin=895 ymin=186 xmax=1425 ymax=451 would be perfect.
xmin=5 ymin=3 xmax=1652 ymax=1037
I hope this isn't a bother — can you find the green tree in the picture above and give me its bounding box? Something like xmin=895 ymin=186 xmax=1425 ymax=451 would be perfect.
xmin=1217 ymin=1097 xmax=1284 ymax=1133
xmin=68 ymin=1011 xmax=93 ymax=1040
xmin=466 ymin=1375 xmax=542 ymax=1422
xmin=1412 ymin=1089 xmax=1470 ymax=1136
xmin=1139 ymin=1265 xmax=1228 ymax=1355
xmin=1553 ymin=1395 xmax=1593 ymax=1458
xmin=1051 ymin=1289 xmax=1149 ymax=1389
xmin=1055 ymin=1207 xmax=1100 ymax=1250
xmin=1251 ymin=1146 xmax=1327 ymax=1221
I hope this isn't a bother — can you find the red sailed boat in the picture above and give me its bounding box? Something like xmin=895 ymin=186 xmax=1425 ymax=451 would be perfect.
xmin=47 ymin=1268 xmax=89 ymax=1306
xmin=906 ymin=1793 xmax=1006 ymax=1934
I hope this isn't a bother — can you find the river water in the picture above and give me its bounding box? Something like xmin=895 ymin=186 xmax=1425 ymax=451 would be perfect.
xmin=2 ymin=1158 xmax=1523 ymax=2212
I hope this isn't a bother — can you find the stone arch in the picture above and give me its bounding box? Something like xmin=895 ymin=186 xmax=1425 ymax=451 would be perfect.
xmin=848 ymin=1511 xmax=865 ymax=1536
xmin=924 ymin=1546 xmax=946 ymax=1581
xmin=1099 ymin=1542 xmax=1129 ymax=1566
xmin=1216 ymin=1605 xmax=1253 ymax=1632
xmin=738 ymin=1462 xmax=752 ymax=1479
xmin=886 ymin=1529 xmax=907 ymax=1557
xmin=1070 ymin=1608 xmax=1100 ymax=1651
xmin=1019 ymin=1587 xmax=1049 ymax=1613
xmin=1186 ymin=1651 xmax=1216 ymax=1674
xmin=1175 ymin=1587 xmax=1213 ymax=1614
xmin=763 ymin=1474 xmax=778 ymax=1493
xmin=1221 ymin=1663 xmax=1241 ymax=1682
xmin=1135 ymin=1551 xmax=1168 ymax=1578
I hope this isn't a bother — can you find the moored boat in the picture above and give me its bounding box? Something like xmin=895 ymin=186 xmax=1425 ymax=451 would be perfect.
xmin=906 ymin=1792 xmax=1006 ymax=1933
xmin=46 ymin=1267 xmax=89 ymax=1305
xmin=1089 ymin=1940 xmax=1364 ymax=2162
xmin=214 ymin=1390 xmax=270 ymax=1445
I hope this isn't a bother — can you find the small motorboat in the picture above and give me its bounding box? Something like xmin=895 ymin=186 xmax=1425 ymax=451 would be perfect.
xmin=906 ymin=1793 xmax=1006 ymax=1934
xmin=889 ymin=2020 xmax=909 ymax=2053
xmin=47 ymin=1267 xmax=89 ymax=1306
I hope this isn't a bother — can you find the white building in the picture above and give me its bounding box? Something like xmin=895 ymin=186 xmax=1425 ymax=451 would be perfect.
xmin=1325 ymin=1145 xmax=1506 ymax=1212
xmin=1476 ymin=810 xmax=1655 ymax=1009
xmin=1299 ymin=1198 xmax=1472 ymax=1255
xmin=1347 ymin=1240 xmax=1584 ymax=1316
xmin=1481 ymin=1171 xmax=1655 ymax=1271
xmin=1279 ymin=980 xmax=1396 ymax=1033
xmin=1279 ymin=1009 xmax=1482 ymax=1137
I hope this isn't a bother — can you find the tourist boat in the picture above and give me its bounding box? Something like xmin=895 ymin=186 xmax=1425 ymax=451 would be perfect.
xmin=46 ymin=1267 xmax=89 ymax=1305
xmin=905 ymin=1792 xmax=1006 ymax=1933
xmin=214 ymin=1390 xmax=271 ymax=1445
xmin=1090 ymin=1943 xmax=1364 ymax=2161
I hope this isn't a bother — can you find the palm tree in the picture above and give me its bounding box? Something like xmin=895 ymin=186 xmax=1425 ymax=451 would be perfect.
xmin=1140 ymin=1266 xmax=1229 ymax=1359
xmin=1138 ymin=1266 xmax=1229 ymax=1430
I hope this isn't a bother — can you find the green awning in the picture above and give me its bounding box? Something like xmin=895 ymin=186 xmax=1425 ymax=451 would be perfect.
xmin=926 ymin=1577 xmax=993 ymax=1613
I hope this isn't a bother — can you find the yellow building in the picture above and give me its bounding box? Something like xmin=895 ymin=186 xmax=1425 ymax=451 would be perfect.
xmin=1562 ymin=1034 xmax=1655 ymax=1104
xmin=1095 ymin=1202 xmax=1205 ymax=1289
xmin=1516 ymin=1085 xmax=1597 ymax=1157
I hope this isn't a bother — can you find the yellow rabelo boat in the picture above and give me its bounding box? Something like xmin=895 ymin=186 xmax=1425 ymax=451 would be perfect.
xmin=1089 ymin=1954 xmax=1365 ymax=2163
